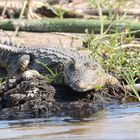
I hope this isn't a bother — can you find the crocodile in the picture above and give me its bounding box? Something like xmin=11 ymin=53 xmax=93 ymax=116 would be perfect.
xmin=0 ymin=41 xmax=119 ymax=92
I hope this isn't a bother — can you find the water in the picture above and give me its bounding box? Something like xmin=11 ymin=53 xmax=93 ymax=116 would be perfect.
xmin=0 ymin=103 xmax=140 ymax=140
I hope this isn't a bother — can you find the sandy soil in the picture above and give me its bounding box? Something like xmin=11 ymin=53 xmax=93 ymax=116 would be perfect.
xmin=0 ymin=31 xmax=84 ymax=48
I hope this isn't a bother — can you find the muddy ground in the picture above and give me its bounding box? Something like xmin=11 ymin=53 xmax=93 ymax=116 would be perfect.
xmin=0 ymin=71 xmax=123 ymax=120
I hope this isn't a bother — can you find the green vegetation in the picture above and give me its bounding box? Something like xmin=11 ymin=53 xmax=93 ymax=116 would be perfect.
xmin=83 ymin=23 xmax=140 ymax=100
xmin=37 ymin=61 xmax=64 ymax=85
xmin=123 ymin=70 xmax=140 ymax=101
xmin=81 ymin=0 xmax=140 ymax=101
xmin=0 ymin=77 xmax=5 ymax=86
xmin=14 ymin=0 xmax=29 ymax=36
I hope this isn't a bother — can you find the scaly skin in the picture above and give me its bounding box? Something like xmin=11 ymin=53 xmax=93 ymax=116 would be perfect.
xmin=0 ymin=41 xmax=119 ymax=92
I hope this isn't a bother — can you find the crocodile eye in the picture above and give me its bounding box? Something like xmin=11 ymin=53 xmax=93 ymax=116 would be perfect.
xmin=69 ymin=58 xmax=76 ymax=69
xmin=84 ymin=62 xmax=98 ymax=70
xmin=69 ymin=61 xmax=75 ymax=69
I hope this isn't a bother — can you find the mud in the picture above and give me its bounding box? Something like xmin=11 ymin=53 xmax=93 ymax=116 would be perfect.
xmin=0 ymin=71 xmax=124 ymax=120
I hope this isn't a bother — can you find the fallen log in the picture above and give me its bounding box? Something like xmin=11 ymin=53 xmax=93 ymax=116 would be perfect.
xmin=0 ymin=19 xmax=140 ymax=37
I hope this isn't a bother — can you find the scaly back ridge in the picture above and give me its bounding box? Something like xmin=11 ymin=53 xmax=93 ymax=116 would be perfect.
xmin=0 ymin=39 xmax=25 ymax=53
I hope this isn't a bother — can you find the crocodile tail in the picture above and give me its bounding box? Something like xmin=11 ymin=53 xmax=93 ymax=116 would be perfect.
xmin=0 ymin=39 xmax=24 ymax=53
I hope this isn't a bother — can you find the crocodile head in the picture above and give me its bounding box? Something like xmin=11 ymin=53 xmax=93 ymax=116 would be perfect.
xmin=64 ymin=59 xmax=107 ymax=92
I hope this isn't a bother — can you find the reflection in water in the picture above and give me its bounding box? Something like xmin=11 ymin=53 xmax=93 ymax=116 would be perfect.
xmin=0 ymin=103 xmax=140 ymax=140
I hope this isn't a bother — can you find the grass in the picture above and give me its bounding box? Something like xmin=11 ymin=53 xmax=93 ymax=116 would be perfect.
xmin=36 ymin=61 xmax=64 ymax=85
xmin=14 ymin=0 xmax=28 ymax=36
xmin=83 ymin=0 xmax=140 ymax=101
xmin=123 ymin=69 xmax=140 ymax=101
xmin=84 ymin=31 xmax=140 ymax=100
xmin=0 ymin=77 xmax=5 ymax=86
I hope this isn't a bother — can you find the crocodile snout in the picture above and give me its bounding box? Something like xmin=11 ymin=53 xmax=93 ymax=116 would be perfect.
xmin=73 ymin=82 xmax=86 ymax=91
xmin=70 ymin=81 xmax=94 ymax=92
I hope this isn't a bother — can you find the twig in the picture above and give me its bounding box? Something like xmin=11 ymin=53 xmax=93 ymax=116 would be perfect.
xmin=14 ymin=0 xmax=28 ymax=37
xmin=116 ymin=44 xmax=140 ymax=50
xmin=1 ymin=0 xmax=8 ymax=17
xmin=83 ymin=8 xmax=140 ymax=16
xmin=124 ymin=84 xmax=140 ymax=92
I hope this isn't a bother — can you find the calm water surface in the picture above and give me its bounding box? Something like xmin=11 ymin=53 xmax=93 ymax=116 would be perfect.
xmin=0 ymin=103 xmax=140 ymax=140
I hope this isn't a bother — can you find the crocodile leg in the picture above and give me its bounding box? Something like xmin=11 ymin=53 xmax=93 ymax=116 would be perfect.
xmin=7 ymin=55 xmax=30 ymax=78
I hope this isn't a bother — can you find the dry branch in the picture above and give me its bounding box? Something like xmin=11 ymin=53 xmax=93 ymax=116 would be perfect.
xmin=83 ymin=8 xmax=140 ymax=16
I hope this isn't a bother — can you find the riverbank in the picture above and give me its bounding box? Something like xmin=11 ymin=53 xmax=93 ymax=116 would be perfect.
xmin=0 ymin=69 xmax=132 ymax=120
